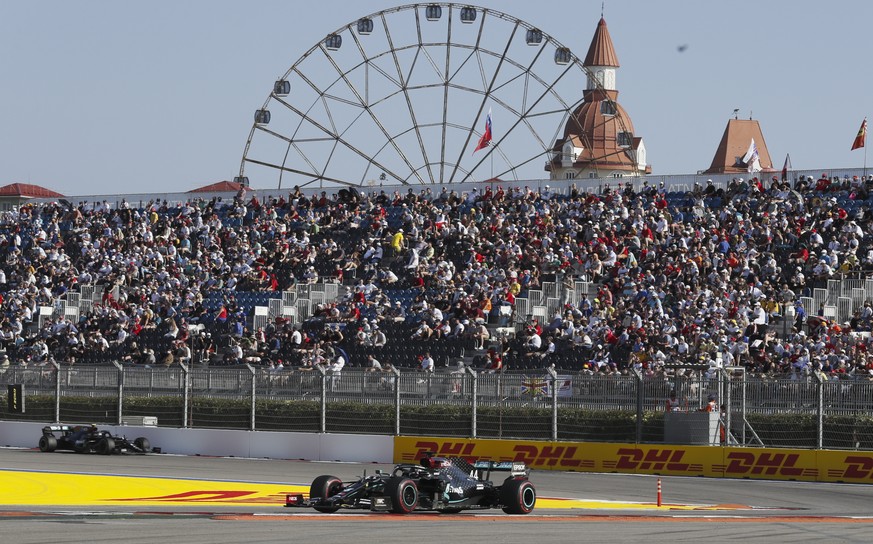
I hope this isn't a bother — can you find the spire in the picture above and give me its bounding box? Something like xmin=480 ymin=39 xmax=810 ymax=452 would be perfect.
xmin=549 ymin=14 xmax=649 ymax=179
xmin=583 ymin=17 xmax=620 ymax=68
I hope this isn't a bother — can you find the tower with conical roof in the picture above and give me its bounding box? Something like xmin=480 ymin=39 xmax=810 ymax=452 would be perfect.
xmin=548 ymin=17 xmax=650 ymax=180
xmin=703 ymin=118 xmax=774 ymax=174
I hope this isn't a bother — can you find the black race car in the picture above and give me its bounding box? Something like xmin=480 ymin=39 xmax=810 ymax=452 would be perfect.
xmin=285 ymin=453 xmax=536 ymax=514
xmin=38 ymin=424 xmax=155 ymax=455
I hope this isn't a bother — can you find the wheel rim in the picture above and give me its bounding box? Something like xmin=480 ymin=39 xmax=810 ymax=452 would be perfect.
xmin=239 ymin=3 xmax=632 ymax=189
xmin=521 ymin=485 xmax=536 ymax=509
xmin=402 ymin=484 xmax=417 ymax=507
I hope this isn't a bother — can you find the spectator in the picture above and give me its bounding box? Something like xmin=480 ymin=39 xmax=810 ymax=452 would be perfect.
xmin=471 ymin=322 xmax=490 ymax=350
xmin=367 ymin=354 xmax=382 ymax=372
xmin=524 ymin=328 xmax=542 ymax=355
xmin=419 ymin=352 xmax=434 ymax=373
xmin=665 ymin=390 xmax=681 ymax=412
xmin=160 ymin=349 xmax=175 ymax=367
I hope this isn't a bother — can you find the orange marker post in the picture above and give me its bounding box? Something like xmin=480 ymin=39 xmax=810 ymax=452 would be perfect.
xmin=657 ymin=478 xmax=662 ymax=507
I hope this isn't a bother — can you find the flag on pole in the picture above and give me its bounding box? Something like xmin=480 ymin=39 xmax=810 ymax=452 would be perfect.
xmin=473 ymin=108 xmax=492 ymax=153
xmin=851 ymin=118 xmax=867 ymax=151
xmin=781 ymin=153 xmax=792 ymax=181
xmin=742 ymin=138 xmax=761 ymax=173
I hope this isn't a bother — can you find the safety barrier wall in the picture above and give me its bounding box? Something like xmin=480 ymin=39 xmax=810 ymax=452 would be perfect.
xmin=394 ymin=436 xmax=873 ymax=484
xmin=7 ymin=417 xmax=873 ymax=484
xmin=0 ymin=421 xmax=393 ymax=463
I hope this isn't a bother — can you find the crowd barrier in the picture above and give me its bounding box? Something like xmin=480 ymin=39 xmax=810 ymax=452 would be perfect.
xmin=49 ymin=166 xmax=873 ymax=209
xmin=394 ymin=436 xmax=873 ymax=484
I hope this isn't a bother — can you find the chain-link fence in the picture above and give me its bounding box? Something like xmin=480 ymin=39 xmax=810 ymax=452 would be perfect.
xmin=2 ymin=364 xmax=872 ymax=449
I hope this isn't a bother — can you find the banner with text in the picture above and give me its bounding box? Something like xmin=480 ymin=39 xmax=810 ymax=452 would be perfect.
xmin=394 ymin=437 xmax=873 ymax=483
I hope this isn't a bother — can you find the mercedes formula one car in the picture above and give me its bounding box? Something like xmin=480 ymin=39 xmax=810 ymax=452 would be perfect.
xmin=285 ymin=453 xmax=536 ymax=514
xmin=38 ymin=424 xmax=156 ymax=455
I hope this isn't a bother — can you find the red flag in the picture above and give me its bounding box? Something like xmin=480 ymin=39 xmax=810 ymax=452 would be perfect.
xmin=851 ymin=118 xmax=867 ymax=151
xmin=473 ymin=109 xmax=492 ymax=153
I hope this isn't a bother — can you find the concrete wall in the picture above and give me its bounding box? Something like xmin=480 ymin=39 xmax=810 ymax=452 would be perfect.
xmin=0 ymin=421 xmax=393 ymax=463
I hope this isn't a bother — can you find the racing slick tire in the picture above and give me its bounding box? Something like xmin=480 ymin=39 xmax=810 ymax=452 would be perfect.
xmin=38 ymin=435 xmax=57 ymax=453
xmin=386 ymin=477 xmax=419 ymax=514
xmin=96 ymin=437 xmax=115 ymax=455
xmin=310 ymin=475 xmax=343 ymax=513
xmin=500 ymin=478 xmax=536 ymax=514
xmin=134 ymin=437 xmax=151 ymax=453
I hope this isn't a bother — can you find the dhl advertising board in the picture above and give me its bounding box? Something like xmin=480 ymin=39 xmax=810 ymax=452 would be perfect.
xmin=394 ymin=436 xmax=873 ymax=483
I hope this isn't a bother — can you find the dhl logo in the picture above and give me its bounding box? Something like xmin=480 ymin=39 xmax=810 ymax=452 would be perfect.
xmin=837 ymin=455 xmax=873 ymax=479
xmin=411 ymin=441 xmax=477 ymax=460
xmin=723 ymin=452 xmax=803 ymax=476
xmin=408 ymin=441 xmax=584 ymax=467
xmin=511 ymin=445 xmax=582 ymax=467
xmin=615 ymin=448 xmax=695 ymax=472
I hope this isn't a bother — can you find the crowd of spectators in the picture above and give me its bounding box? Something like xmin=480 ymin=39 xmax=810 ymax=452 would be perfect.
xmin=3 ymin=171 xmax=873 ymax=382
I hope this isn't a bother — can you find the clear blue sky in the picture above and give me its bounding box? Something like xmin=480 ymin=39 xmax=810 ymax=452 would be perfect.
xmin=2 ymin=1 xmax=871 ymax=196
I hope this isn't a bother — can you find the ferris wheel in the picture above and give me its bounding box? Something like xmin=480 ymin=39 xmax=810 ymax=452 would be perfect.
xmin=237 ymin=3 xmax=633 ymax=189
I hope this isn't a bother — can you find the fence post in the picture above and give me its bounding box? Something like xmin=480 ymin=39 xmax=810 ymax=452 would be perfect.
xmin=631 ymin=367 xmax=643 ymax=444
xmin=465 ymin=366 xmax=477 ymax=439
xmin=814 ymin=371 xmax=824 ymax=449
xmin=52 ymin=360 xmax=60 ymax=424
xmin=180 ymin=363 xmax=189 ymax=428
xmin=725 ymin=370 xmax=731 ymax=446
xmin=547 ymin=366 xmax=558 ymax=441
xmin=245 ymin=364 xmax=256 ymax=431
xmin=497 ymin=370 xmax=503 ymax=439
xmin=112 ymin=361 xmax=124 ymax=426
xmin=317 ymin=364 xmax=327 ymax=433
xmin=741 ymin=370 xmax=747 ymax=445
xmin=393 ymin=366 xmax=401 ymax=436
xmin=720 ymin=368 xmax=732 ymax=446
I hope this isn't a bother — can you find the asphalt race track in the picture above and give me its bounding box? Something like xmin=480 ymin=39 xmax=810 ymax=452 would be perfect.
xmin=2 ymin=447 xmax=873 ymax=543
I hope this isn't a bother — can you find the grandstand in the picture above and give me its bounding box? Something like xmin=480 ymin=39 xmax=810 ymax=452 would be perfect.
xmin=0 ymin=169 xmax=872 ymax=386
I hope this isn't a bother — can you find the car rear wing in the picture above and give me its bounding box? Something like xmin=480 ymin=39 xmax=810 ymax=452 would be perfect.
xmin=472 ymin=460 xmax=529 ymax=478
xmin=42 ymin=424 xmax=72 ymax=432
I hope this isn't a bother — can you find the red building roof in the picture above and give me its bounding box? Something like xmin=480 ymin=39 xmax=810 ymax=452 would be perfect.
xmin=188 ymin=180 xmax=245 ymax=193
xmin=0 ymin=183 xmax=65 ymax=198
xmin=583 ymin=18 xmax=620 ymax=67
xmin=704 ymin=119 xmax=775 ymax=174
xmin=556 ymin=99 xmax=638 ymax=170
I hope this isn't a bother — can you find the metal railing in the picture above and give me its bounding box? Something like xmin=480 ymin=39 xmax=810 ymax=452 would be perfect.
xmin=33 ymin=166 xmax=873 ymax=211
xmin=3 ymin=364 xmax=872 ymax=449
